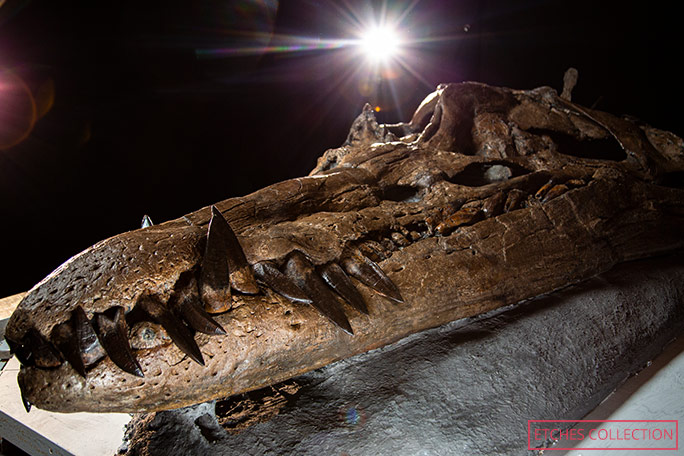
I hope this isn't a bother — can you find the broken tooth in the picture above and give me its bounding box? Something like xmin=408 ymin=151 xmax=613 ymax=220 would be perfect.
xmin=482 ymin=191 xmax=506 ymax=218
xmin=542 ymin=184 xmax=569 ymax=203
xmin=139 ymin=296 xmax=205 ymax=366
xmin=94 ymin=307 xmax=144 ymax=378
xmin=435 ymin=207 xmax=483 ymax=236
xmin=535 ymin=179 xmax=558 ymax=200
xmin=504 ymin=189 xmax=526 ymax=212
xmin=565 ymin=178 xmax=585 ymax=188
xmin=284 ymin=252 xmax=354 ymax=335
xmin=319 ymin=262 xmax=369 ymax=315
xmin=252 ymin=261 xmax=312 ymax=305
xmin=341 ymin=252 xmax=404 ymax=304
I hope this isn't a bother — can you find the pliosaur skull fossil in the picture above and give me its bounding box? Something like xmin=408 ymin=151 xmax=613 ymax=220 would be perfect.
xmin=5 ymin=80 xmax=684 ymax=413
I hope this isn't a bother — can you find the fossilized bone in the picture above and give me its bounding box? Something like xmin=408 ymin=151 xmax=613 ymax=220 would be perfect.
xmin=5 ymin=80 xmax=684 ymax=413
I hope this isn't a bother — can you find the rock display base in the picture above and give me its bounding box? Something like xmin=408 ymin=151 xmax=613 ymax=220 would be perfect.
xmin=120 ymin=255 xmax=684 ymax=455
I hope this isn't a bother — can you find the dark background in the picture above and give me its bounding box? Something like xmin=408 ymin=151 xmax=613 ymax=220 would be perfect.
xmin=0 ymin=0 xmax=679 ymax=298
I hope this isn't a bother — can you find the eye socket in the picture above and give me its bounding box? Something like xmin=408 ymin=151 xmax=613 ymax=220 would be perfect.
xmin=129 ymin=321 xmax=171 ymax=349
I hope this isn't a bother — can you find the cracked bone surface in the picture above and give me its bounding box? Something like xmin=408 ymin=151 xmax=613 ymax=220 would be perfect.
xmin=5 ymin=81 xmax=684 ymax=413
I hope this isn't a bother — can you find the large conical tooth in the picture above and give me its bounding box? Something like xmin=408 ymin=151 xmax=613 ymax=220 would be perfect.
xmin=51 ymin=321 xmax=86 ymax=377
xmin=52 ymin=306 xmax=107 ymax=376
xmin=253 ymin=261 xmax=312 ymax=304
xmin=171 ymin=274 xmax=226 ymax=336
xmin=201 ymin=206 xmax=260 ymax=312
xmin=73 ymin=306 xmax=106 ymax=366
xmin=94 ymin=307 xmax=144 ymax=377
xmin=200 ymin=207 xmax=232 ymax=313
xmin=284 ymin=252 xmax=353 ymax=334
xmin=140 ymin=296 xmax=205 ymax=365
xmin=24 ymin=328 xmax=62 ymax=368
xmin=179 ymin=300 xmax=226 ymax=336
xmin=341 ymin=252 xmax=404 ymax=304
xmin=319 ymin=263 xmax=369 ymax=315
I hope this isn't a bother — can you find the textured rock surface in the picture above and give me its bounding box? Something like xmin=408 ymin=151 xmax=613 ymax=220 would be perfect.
xmin=121 ymin=255 xmax=684 ymax=456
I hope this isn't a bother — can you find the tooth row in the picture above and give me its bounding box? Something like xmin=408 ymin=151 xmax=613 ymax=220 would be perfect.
xmin=14 ymin=206 xmax=404 ymax=378
xmin=434 ymin=176 xmax=587 ymax=235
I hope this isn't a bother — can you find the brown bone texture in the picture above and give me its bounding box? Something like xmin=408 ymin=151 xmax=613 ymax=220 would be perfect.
xmin=6 ymin=81 xmax=684 ymax=413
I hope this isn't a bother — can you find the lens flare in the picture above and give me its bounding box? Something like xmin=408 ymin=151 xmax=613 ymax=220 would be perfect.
xmin=359 ymin=25 xmax=401 ymax=62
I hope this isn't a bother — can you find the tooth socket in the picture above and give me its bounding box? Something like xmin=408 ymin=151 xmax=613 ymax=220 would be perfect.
xmin=253 ymin=261 xmax=312 ymax=304
xmin=94 ymin=307 xmax=144 ymax=377
xmin=139 ymin=296 xmax=205 ymax=366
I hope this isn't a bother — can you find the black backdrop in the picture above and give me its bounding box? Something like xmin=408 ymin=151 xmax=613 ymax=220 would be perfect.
xmin=0 ymin=0 xmax=679 ymax=298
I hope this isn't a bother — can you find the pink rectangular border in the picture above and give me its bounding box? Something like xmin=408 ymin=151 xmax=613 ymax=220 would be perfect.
xmin=527 ymin=419 xmax=679 ymax=451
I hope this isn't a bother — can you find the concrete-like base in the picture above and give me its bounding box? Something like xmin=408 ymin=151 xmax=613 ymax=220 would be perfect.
xmin=121 ymin=255 xmax=684 ymax=456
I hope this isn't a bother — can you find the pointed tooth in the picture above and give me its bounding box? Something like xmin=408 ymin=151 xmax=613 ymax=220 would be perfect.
xmin=504 ymin=189 xmax=526 ymax=212
xmin=94 ymin=307 xmax=144 ymax=377
xmin=482 ymin=191 xmax=506 ymax=218
xmin=535 ymin=179 xmax=556 ymax=200
xmin=51 ymin=321 xmax=87 ymax=377
xmin=141 ymin=214 xmax=153 ymax=228
xmin=319 ymin=263 xmax=369 ymax=315
xmin=171 ymin=274 xmax=225 ymax=335
xmin=284 ymin=252 xmax=353 ymax=335
xmin=253 ymin=261 xmax=312 ymax=304
xmin=179 ymin=300 xmax=226 ymax=336
xmin=541 ymin=184 xmax=569 ymax=203
xmin=201 ymin=206 xmax=262 ymax=313
xmin=341 ymin=252 xmax=404 ymax=304
xmin=73 ymin=306 xmax=106 ymax=366
xmin=21 ymin=391 xmax=32 ymax=413
xmin=200 ymin=207 xmax=232 ymax=313
xmin=140 ymin=296 xmax=205 ymax=365
xmin=211 ymin=207 xmax=259 ymax=295
xmin=24 ymin=328 xmax=62 ymax=368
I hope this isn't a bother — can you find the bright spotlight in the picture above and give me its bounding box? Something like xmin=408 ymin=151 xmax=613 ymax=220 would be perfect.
xmin=359 ymin=26 xmax=401 ymax=62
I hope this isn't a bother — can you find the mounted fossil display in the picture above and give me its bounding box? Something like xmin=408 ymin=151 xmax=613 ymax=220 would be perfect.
xmin=5 ymin=78 xmax=684 ymax=413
